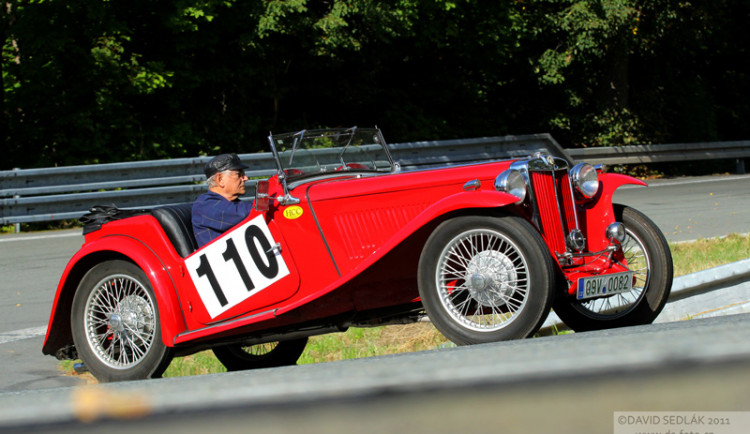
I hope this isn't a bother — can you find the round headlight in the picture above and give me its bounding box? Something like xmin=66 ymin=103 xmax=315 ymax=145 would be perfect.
xmin=495 ymin=169 xmax=527 ymax=203
xmin=571 ymin=163 xmax=599 ymax=198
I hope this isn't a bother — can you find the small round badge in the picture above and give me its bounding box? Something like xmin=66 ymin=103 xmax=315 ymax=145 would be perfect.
xmin=283 ymin=206 xmax=304 ymax=220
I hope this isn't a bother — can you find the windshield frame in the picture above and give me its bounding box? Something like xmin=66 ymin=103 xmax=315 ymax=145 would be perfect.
xmin=267 ymin=127 xmax=397 ymax=184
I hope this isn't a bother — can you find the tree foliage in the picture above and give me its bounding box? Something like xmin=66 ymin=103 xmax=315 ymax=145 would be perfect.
xmin=2 ymin=0 xmax=748 ymax=169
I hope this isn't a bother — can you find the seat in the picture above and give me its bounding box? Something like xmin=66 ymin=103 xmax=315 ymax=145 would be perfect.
xmin=151 ymin=203 xmax=199 ymax=258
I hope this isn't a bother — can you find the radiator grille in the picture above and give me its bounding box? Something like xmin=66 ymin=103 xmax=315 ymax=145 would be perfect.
xmin=529 ymin=169 xmax=578 ymax=254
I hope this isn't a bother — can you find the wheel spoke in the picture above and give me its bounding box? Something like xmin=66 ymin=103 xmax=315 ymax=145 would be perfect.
xmin=450 ymin=292 xmax=471 ymax=313
xmin=242 ymin=342 xmax=278 ymax=356
xmin=124 ymin=323 xmax=153 ymax=347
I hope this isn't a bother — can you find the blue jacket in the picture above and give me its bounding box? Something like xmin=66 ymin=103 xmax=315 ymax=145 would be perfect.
xmin=192 ymin=191 xmax=254 ymax=248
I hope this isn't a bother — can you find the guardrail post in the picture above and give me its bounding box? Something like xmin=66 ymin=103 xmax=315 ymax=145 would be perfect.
xmin=737 ymin=158 xmax=747 ymax=175
xmin=13 ymin=194 xmax=20 ymax=233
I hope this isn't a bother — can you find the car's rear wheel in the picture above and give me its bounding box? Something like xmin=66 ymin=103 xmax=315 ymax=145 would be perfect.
xmin=71 ymin=260 xmax=172 ymax=382
xmin=553 ymin=204 xmax=673 ymax=331
xmin=212 ymin=338 xmax=308 ymax=371
xmin=418 ymin=215 xmax=556 ymax=345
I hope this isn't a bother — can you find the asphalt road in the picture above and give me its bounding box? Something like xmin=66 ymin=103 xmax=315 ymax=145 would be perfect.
xmin=0 ymin=230 xmax=84 ymax=390
xmin=614 ymin=174 xmax=750 ymax=242
xmin=0 ymin=174 xmax=748 ymax=393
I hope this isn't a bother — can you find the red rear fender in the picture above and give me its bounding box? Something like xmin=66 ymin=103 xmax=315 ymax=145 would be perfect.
xmin=42 ymin=235 xmax=187 ymax=356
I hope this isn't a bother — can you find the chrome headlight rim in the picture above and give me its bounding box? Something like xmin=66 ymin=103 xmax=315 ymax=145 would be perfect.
xmin=606 ymin=222 xmax=626 ymax=244
xmin=495 ymin=169 xmax=527 ymax=204
xmin=571 ymin=163 xmax=600 ymax=199
xmin=566 ymin=229 xmax=586 ymax=252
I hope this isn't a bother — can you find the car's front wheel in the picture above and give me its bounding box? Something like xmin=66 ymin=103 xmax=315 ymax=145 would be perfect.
xmin=418 ymin=215 xmax=556 ymax=345
xmin=212 ymin=338 xmax=308 ymax=371
xmin=71 ymin=260 xmax=172 ymax=382
xmin=553 ymin=204 xmax=673 ymax=331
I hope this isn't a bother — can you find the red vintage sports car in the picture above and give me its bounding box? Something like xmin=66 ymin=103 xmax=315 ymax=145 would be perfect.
xmin=43 ymin=127 xmax=672 ymax=382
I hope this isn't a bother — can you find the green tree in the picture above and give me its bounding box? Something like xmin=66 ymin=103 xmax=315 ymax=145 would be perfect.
xmin=521 ymin=0 xmax=750 ymax=147
xmin=2 ymin=0 xmax=749 ymax=169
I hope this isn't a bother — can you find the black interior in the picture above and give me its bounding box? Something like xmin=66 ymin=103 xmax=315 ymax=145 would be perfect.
xmin=151 ymin=203 xmax=199 ymax=258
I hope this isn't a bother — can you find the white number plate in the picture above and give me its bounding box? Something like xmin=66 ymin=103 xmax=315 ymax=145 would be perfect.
xmin=186 ymin=215 xmax=290 ymax=318
xmin=576 ymin=271 xmax=634 ymax=300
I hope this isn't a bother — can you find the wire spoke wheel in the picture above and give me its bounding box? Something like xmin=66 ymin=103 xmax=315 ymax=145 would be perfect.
xmin=84 ymin=275 xmax=156 ymax=368
xmin=437 ymin=229 xmax=530 ymax=332
xmin=213 ymin=338 xmax=308 ymax=371
xmin=419 ymin=216 xmax=555 ymax=345
xmin=72 ymin=260 xmax=172 ymax=382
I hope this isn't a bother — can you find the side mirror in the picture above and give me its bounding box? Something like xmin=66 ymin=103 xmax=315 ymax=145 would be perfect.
xmin=254 ymin=180 xmax=270 ymax=211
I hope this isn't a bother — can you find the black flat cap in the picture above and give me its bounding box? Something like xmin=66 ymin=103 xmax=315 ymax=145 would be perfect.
xmin=204 ymin=153 xmax=249 ymax=178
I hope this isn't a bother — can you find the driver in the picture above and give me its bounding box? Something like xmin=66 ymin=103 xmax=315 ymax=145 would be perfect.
xmin=192 ymin=153 xmax=253 ymax=248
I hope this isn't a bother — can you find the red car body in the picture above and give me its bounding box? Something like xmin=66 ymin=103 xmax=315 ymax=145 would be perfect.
xmin=43 ymin=127 xmax=672 ymax=382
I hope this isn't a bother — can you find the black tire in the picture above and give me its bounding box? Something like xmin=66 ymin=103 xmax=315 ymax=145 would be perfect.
xmin=71 ymin=260 xmax=172 ymax=382
xmin=213 ymin=338 xmax=308 ymax=371
xmin=553 ymin=204 xmax=673 ymax=331
xmin=418 ymin=215 xmax=556 ymax=345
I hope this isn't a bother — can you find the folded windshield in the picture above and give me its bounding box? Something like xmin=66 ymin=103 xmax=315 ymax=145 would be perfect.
xmin=268 ymin=127 xmax=396 ymax=181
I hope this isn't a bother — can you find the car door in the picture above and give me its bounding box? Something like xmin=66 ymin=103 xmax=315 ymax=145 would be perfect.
xmin=183 ymin=214 xmax=301 ymax=324
xmin=306 ymin=175 xmax=433 ymax=276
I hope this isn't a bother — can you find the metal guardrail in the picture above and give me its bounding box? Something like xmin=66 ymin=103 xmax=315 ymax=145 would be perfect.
xmin=567 ymin=140 xmax=750 ymax=167
xmin=0 ymin=134 xmax=566 ymax=225
xmin=1 ymin=136 xmax=748 ymax=226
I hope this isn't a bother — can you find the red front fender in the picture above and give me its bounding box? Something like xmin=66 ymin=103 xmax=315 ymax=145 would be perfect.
xmin=42 ymin=235 xmax=188 ymax=356
xmin=416 ymin=189 xmax=523 ymax=223
xmin=579 ymin=173 xmax=647 ymax=252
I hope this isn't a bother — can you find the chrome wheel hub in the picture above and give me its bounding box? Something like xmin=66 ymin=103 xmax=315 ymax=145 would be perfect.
xmin=465 ymin=250 xmax=517 ymax=307
xmin=108 ymin=314 xmax=124 ymax=332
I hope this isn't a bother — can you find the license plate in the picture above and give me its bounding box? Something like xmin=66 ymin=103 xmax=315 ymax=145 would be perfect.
xmin=576 ymin=271 xmax=634 ymax=300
